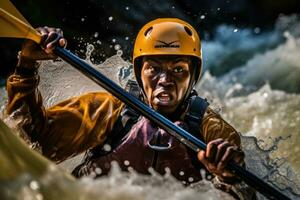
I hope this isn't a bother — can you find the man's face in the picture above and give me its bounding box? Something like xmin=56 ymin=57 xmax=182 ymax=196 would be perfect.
xmin=141 ymin=56 xmax=192 ymax=115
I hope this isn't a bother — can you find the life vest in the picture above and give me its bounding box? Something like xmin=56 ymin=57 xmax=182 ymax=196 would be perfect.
xmin=72 ymin=80 xmax=209 ymax=185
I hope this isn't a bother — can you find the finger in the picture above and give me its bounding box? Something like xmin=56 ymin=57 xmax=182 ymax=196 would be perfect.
xmin=37 ymin=27 xmax=49 ymax=44
xmin=59 ymin=38 xmax=67 ymax=48
xmin=37 ymin=27 xmax=50 ymax=46
xmin=215 ymin=141 xmax=230 ymax=164
xmin=206 ymin=141 xmax=218 ymax=162
xmin=217 ymin=146 xmax=237 ymax=171
xmin=233 ymin=149 xmax=245 ymax=165
xmin=206 ymin=139 xmax=223 ymax=162
xmin=56 ymin=28 xmax=64 ymax=37
xmin=36 ymin=26 xmax=50 ymax=35
xmin=198 ymin=150 xmax=217 ymax=173
xmin=45 ymin=32 xmax=62 ymax=51
xmin=197 ymin=150 xmax=207 ymax=164
xmin=198 ymin=150 xmax=210 ymax=166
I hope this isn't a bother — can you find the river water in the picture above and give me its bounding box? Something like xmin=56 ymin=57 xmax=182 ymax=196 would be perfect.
xmin=0 ymin=15 xmax=300 ymax=199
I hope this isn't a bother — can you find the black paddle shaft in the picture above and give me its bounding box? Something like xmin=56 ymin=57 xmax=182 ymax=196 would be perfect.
xmin=53 ymin=47 xmax=291 ymax=200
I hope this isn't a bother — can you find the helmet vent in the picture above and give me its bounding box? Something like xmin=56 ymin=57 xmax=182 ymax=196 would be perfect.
xmin=184 ymin=26 xmax=192 ymax=36
xmin=144 ymin=26 xmax=153 ymax=37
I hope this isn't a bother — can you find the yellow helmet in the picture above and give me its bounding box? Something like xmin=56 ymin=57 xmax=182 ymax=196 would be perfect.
xmin=133 ymin=18 xmax=202 ymax=86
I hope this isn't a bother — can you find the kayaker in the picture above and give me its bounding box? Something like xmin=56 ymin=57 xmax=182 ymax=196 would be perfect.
xmin=6 ymin=18 xmax=256 ymax=199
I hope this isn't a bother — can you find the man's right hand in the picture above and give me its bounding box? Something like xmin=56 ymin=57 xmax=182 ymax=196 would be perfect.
xmin=18 ymin=27 xmax=67 ymax=69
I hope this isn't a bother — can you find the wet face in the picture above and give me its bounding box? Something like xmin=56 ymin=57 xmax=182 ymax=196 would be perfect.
xmin=141 ymin=56 xmax=192 ymax=115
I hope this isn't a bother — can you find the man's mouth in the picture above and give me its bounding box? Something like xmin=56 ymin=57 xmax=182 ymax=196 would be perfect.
xmin=153 ymin=90 xmax=174 ymax=105
xmin=157 ymin=92 xmax=171 ymax=102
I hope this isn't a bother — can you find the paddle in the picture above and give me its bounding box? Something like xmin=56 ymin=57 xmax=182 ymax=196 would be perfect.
xmin=0 ymin=1 xmax=291 ymax=199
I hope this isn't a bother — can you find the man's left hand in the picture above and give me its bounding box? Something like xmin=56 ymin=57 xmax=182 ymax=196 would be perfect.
xmin=197 ymin=138 xmax=244 ymax=182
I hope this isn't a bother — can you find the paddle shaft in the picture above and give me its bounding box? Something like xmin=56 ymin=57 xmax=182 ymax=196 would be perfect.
xmin=53 ymin=47 xmax=290 ymax=200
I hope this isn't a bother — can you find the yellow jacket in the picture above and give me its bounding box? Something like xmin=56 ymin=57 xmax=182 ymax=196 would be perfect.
xmin=6 ymin=73 xmax=241 ymax=163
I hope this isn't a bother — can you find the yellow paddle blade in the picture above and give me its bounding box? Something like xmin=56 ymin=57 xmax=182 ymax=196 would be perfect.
xmin=0 ymin=0 xmax=41 ymax=43
xmin=0 ymin=0 xmax=30 ymax=25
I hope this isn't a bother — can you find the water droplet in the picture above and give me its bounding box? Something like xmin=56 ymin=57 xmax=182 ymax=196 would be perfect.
xmin=94 ymin=32 xmax=99 ymax=38
xmin=188 ymin=177 xmax=194 ymax=182
xmin=30 ymin=180 xmax=39 ymax=190
xmin=95 ymin=167 xmax=102 ymax=175
xmin=127 ymin=166 xmax=133 ymax=171
xmin=87 ymin=44 xmax=94 ymax=52
xmin=200 ymin=15 xmax=205 ymax=19
xmin=124 ymin=160 xmax=130 ymax=166
xmin=125 ymin=36 xmax=129 ymax=40
xmin=233 ymin=28 xmax=238 ymax=33
xmin=148 ymin=167 xmax=155 ymax=174
xmin=96 ymin=40 xmax=102 ymax=45
xmin=179 ymin=171 xmax=185 ymax=176
xmin=164 ymin=167 xmax=171 ymax=175
xmin=108 ymin=16 xmax=113 ymax=21
xmin=117 ymin=50 xmax=123 ymax=56
xmin=103 ymin=144 xmax=111 ymax=152
xmin=114 ymin=44 xmax=121 ymax=51
xmin=217 ymin=8 xmax=220 ymax=11
xmin=200 ymin=169 xmax=208 ymax=180
xmin=254 ymin=27 xmax=261 ymax=34
xmin=112 ymin=39 xmax=116 ymax=43
xmin=81 ymin=18 xmax=85 ymax=22
xmin=125 ymin=6 xmax=130 ymax=10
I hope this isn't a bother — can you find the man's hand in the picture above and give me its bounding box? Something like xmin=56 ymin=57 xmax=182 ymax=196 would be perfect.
xmin=18 ymin=27 xmax=67 ymax=68
xmin=197 ymin=138 xmax=244 ymax=182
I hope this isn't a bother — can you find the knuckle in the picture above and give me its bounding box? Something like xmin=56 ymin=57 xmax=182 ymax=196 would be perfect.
xmin=57 ymin=28 xmax=63 ymax=34
xmin=207 ymin=142 xmax=214 ymax=149
xmin=207 ymin=163 xmax=216 ymax=171
xmin=237 ymin=150 xmax=245 ymax=158
xmin=218 ymin=141 xmax=229 ymax=150
xmin=227 ymin=146 xmax=235 ymax=152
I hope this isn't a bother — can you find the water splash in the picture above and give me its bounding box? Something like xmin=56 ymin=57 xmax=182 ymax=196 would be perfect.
xmin=0 ymin=119 xmax=233 ymax=200
xmin=38 ymin=44 xmax=132 ymax=107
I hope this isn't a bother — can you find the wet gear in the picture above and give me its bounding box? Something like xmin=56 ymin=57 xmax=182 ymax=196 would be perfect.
xmin=74 ymin=117 xmax=208 ymax=184
xmin=72 ymin=80 xmax=210 ymax=183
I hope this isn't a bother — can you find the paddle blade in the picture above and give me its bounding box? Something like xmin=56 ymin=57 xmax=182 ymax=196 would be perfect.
xmin=0 ymin=0 xmax=41 ymax=43
xmin=0 ymin=0 xmax=30 ymax=24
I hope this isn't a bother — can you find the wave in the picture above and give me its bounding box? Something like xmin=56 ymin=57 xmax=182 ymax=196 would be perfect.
xmin=202 ymin=15 xmax=300 ymax=93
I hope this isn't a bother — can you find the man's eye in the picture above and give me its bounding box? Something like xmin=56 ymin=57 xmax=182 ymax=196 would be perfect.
xmin=173 ymin=67 xmax=184 ymax=73
xmin=149 ymin=66 xmax=159 ymax=72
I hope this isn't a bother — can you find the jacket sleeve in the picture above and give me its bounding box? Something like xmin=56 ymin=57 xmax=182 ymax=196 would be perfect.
xmin=201 ymin=107 xmax=241 ymax=147
xmin=201 ymin=108 xmax=257 ymax=200
xmin=6 ymin=73 xmax=124 ymax=162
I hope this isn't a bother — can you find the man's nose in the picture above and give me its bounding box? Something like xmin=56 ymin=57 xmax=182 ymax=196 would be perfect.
xmin=157 ymin=71 xmax=174 ymax=87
